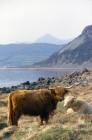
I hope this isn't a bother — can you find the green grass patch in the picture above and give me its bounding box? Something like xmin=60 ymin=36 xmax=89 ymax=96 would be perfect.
xmin=0 ymin=122 xmax=7 ymax=130
xmin=57 ymin=101 xmax=66 ymax=113
xmin=0 ymin=55 xmax=49 ymax=66
xmin=13 ymin=130 xmax=27 ymax=140
xmin=31 ymin=128 xmax=92 ymax=140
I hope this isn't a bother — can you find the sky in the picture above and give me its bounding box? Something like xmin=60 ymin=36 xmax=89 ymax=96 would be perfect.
xmin=0 ymin=0 xmax=92 ymax=44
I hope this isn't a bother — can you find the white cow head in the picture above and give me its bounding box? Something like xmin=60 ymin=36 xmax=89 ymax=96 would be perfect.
xmin=63 ymin=96 xmax=76 ymax=109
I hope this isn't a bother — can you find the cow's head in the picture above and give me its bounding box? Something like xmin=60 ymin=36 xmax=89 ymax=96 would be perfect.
xmin=63 ymin=96 xmax=76 ymax=109
xmin=49 ymin=86 xmax=70 ymax=101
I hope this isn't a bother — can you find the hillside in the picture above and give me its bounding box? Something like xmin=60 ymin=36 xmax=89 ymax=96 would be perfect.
xmin=0 ymin=82 xmax=92 ymax=139
xmin=35 ymin=34 xmax=73 ymax=45
xmin=0 ymin=43 xmax=65 ymax=67
xmin=33 ymin=25 xmax=92 ymax=68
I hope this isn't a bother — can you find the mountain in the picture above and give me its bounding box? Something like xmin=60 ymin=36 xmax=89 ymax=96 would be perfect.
xmin=33 ymin=25 xmax=92 ymax=68
xmin=35 ymin=34 xmax=73 ymax=45
xmin=0 ymin=43 xmax=65 ymax=67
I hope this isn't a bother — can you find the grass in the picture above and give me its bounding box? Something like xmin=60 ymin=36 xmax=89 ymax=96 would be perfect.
xmin=0 ymin=83 xmax=92 ymax=139
xmin=57 ymin=101 xmax=66 ymax=112
xmin=31 ymin=128 xmax=92 ymax=140
xmin=0 ymin=55 xmax=49 ymax=67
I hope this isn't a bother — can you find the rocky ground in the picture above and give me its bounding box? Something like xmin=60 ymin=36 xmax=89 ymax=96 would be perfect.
xmin=0 ymin=68 xmax=92 ymax=94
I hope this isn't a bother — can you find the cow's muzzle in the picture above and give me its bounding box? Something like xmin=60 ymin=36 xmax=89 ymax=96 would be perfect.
xmin=59 ymin=97 xmax=64 ymax=101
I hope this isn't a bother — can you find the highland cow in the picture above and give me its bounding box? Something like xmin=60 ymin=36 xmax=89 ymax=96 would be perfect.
xmin=7 ymin=86 xmax=70 ymax=126
xmin=64 ymin=96 xmax=92 ymax=114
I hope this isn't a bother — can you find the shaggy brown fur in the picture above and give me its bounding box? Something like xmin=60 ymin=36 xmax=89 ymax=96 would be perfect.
xmin=7 ymin=86 xmax=69 ymax=126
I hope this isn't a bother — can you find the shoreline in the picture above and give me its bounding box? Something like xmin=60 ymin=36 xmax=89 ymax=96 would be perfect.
xmin=0 ymin=68 xmax=92 ymax=94
xmin=0 ymin=67 xmax=91 ymax=70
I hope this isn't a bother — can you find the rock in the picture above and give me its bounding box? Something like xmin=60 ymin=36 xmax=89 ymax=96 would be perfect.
xmin=18 ymin=84 xmax=24 ymax=90
xmin=82 ymin=68 xmax=89 ymax=74
xmin=21 ymin=81 xmax=30 ymax=85
xmin=0 ymin=69 xmax=91 ymax=94
xmin=37 ymin=77 xmax=45 ymax=82
xmin=69 ymin=71 xmax=78 ymax=78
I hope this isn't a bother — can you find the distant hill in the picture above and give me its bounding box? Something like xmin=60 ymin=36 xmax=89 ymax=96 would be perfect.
xmin=35 ymin=34 xmax=73 ymax=45
xmin=0 ymin=43 xmax=65 ymax=67
xmin=33 ymin=25 xmax=92 ymax=68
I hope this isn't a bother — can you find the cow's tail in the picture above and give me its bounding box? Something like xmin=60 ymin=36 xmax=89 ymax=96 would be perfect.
xmin=7 ymin=94 xmax=13 ymax=126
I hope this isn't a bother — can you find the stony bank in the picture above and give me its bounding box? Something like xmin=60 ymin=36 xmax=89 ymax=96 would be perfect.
xmin=0 ymin=68 xmax=92 ymax=94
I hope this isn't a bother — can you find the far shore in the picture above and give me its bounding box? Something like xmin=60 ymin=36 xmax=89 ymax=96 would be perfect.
xmin=0 ymin=66 xmax=91 ymax=70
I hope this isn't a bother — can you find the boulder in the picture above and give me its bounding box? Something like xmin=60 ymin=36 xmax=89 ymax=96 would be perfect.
xmin=82 ymin=68 xmax=89 ymax=74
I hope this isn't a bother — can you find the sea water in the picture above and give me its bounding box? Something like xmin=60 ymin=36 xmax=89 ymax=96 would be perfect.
xmin=0 ymin=68 xmax=82 ymax=88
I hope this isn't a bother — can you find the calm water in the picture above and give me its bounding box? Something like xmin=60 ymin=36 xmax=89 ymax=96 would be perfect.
xmin=0 ymin=68 xmax=82 ymax=88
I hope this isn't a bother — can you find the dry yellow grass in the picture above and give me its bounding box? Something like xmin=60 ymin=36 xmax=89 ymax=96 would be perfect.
xmin=0 ymin=83 xmax=92 ymax=139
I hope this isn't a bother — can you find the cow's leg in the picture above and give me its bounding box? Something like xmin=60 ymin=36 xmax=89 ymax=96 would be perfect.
xmin=12 ymin=112 xmax=18 ymax=125
xmin=7 ymin=113 xmax=13 ymax=126
xmin=7 ymin=111 xmax=18 ymax=126
xmin=40 ymin=113 xmax=49 ymax=125
xmin=12 ymin=108 xmax=21 ymax=126
xmin=45 ymin=114 xmax=49 ymax=124
xmin=39 ymin=115 xmax=43 ymax=125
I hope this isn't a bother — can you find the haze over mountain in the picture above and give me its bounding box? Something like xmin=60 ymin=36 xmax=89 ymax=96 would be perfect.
xmin=33 ymin=25 xmax=92 ymax=68
xmin=35 ymin=34 xmax=73 ymax=45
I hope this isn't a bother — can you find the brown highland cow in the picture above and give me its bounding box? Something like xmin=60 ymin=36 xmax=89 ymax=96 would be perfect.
xmin=7 ymin=86 xmax=71 ymax=126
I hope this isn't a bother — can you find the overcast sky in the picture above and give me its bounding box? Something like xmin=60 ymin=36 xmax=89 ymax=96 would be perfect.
xmin=0 ymin=0 xmax=92 ymax=44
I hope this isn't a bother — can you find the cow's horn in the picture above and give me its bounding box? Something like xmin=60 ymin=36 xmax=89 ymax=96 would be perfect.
xmin=65 ymin=84 xmax=75 ymax=89
xmin=49 ymin=88 xmax=54 ymax=90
